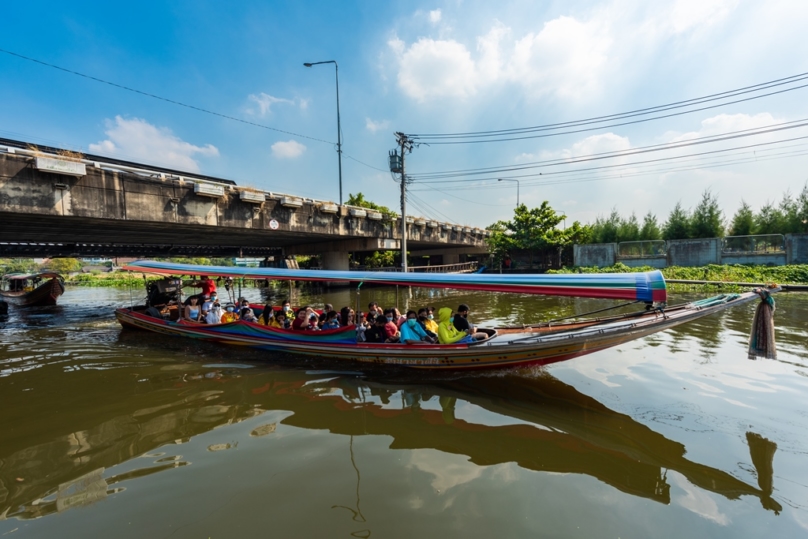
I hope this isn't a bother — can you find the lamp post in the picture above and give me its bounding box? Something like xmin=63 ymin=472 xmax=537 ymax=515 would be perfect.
xmin=498 ymin=178 xmax=520 ymax=207
xmin=304 ymin=60 xmax=343 ymax=205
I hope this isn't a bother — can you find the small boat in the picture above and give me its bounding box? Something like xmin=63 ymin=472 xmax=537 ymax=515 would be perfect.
xmin=116 ymin=260 xmax=779 ymax=370
xmin=0 ymin=272 xmax=65 ymax=306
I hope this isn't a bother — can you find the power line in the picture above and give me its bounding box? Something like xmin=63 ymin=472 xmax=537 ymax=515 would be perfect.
xmin=0 ymin=47 xmax=332 ymax=145
xmin=408 ymin=120 xmax=808 ymax=181
xmin=406 ymin=71 xmax=808 ymax=143
xmin=412 ymin=134 xmax=808 ymax=187
xmin=408 ymin=146 xmax=808 ymax=192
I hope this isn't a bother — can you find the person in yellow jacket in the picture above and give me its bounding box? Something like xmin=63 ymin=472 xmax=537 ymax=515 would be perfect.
xmin=422 ymin=307 xmax=439 ymax=335
xmin=220 ymin=304 xmax=239 ymax=323
xmin=437 ymin=307 xmax=474 ymax=344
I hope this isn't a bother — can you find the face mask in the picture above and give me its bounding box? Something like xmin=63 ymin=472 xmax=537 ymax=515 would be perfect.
xmin=386 ymin=316 xmax=393 ymax=322
xmin=226 ymin=307 xmax=234 ymax=312
xmin=449 ymin=317 xmax=454 ymax=323
xmin=407 ymin=319 xmax=418 ymax=328
xmin=428 ymin=314 xmax=434 ymax=320
xmin=283 ymin=306 xmax=290 ymax=311
xmin=211 ymin=295 xmax=217 ymax=300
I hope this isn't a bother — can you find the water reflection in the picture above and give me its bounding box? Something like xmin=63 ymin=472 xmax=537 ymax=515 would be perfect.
xmin=0 ymin=367 xmax=781 ymax=521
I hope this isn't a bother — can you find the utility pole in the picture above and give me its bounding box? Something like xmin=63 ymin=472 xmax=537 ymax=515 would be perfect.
xmin=390 ymin=132 xmax=413 ymax=272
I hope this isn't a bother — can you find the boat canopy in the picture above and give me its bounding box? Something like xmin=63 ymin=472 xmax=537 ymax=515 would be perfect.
xmin=123 ymin=260 xmax=667 ymax=303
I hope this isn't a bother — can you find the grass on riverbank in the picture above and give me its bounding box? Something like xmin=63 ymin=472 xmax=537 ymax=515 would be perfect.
xmin=548 ymin=263 xmax=808 ymax=292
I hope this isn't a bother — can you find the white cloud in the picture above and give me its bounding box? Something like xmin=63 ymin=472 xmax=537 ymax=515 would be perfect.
xmin=667 ymin=113 xmax=779 ymax=142
xmin=518 ymin=133 xmax=631 ymax=162
xmin=271 ymin=140 xmax=306 ymax=159
xmin=387 ymin=2 xmax=738 ymax=102
xmin=247 ymin=93 xmax=296 ymax=116
xmin=392 ymin=36 xmax=478 ymax=101
xmin=365 ymin=117 xmax=391 ymax=133
xmin=89 ymin=116 xmax=218 ymax=172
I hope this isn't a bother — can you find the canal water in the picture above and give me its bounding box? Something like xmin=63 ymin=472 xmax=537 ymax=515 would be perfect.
xmin=1 ymin=285 xmax=807 ymax=538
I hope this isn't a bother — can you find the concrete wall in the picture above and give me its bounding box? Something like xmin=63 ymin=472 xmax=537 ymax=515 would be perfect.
xmin=786 ymin=233 xmax=808 ymax=264
xmin=574 ymin=243 xmax=616 ymax=267
xmin=665 ymin=238 xmax=721 ymax=266
xmin=621 ymin=257 xmax=667 ymax=269
xmin=721 ymin=253 xmax=787 ymax=266
xmin=575 ymin=235 xmax=807 ymax=268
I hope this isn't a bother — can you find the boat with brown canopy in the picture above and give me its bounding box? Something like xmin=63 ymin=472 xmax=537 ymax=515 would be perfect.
xmin=0 ymin=272 xmax=65 ymax=307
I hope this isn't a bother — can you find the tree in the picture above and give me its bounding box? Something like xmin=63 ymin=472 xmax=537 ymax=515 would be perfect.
xmin=662 ymin=201 xmax=691 ymax=240
xmin=754 ymin=202 xmax=784 ymax=235
xmin=639 ymin=212 xmax=662 ymax=240
xmin=363 ymin=250 xmax=396 ymax=268
xmin=0 ymin=258 xmax=38 ymax=273
xmin=796 ymin=183 xmax=808 ymax=233
xmin=47 ymin=258 xmax=82 ymax=274
xmin=346 ymin=192 xmax=398 ymax=218
xmin=728 ymin=200 xmax=755 ymax=236
xmin=485 ymin=202 xmax=568 ymax=265
xmin=617 ymin=212 xmax=640 ymax=242
xmin=591 ymin=209 xmax=621 ymax=243
xmin=690 ymin=190 xmax=724 ymax=238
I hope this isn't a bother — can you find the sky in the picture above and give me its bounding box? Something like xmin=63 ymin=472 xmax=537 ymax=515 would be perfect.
xmin=2 ymin=0 xmax=808 ymax=229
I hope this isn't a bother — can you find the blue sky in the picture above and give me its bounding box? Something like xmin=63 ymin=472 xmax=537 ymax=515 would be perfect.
xmin=2 ymin=0 xmax=808 ymax=228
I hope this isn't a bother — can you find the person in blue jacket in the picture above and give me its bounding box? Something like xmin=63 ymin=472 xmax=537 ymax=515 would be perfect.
xmin=399 ymin=310 xmax=437 ymax=344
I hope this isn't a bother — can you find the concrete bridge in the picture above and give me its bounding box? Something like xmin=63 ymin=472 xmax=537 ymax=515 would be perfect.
xmin=0 ymin=139 xmax=488 ymax=270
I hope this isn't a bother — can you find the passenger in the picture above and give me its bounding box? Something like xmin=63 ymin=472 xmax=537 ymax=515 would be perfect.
xmin=221 ymin=304 xmax=239 ymax=323
xmin=205 ymin=301 xmax=223 ymax=324
xmin=367 ymin=302 xmax=381 ymax=317
xmin=382 ymin=309 xmax=401 ymax=342
xmin=183 ymin=296 xmax=202 ymax=323
xmin=201 ymin=294 xmax=214 ymax=313
xmin=355 ymin=312 xmax=368 ymax=342
xmin=323 ymin=310 xmax=341 ymax=329
xmin=392 ymin=307 xmax=406 ymax=328
xmin=258 ymin=303 xmax=275 ymax=326
xmin=191 ymin=275 xmax=217 ymax=299
xmin=437 ymin=307 xmax=474 ymax=344
xmin=241 ymin=307 xmax=257 ymax=322
xmin=291 ymin=308 xmax=309 ymax=331
xmin=306 ymin=313 xmax=321 ymax=331
xmin=364 ymin=315 xmax=388 ymax=343
xmin=272 ymin=311 xmax=288 ymax=329
xmin=417 ymin=308 xmax=438 ymax=339
xmin=453 ymin=303 xmax=486 ymax=340
xmin=281 ymin=299 xmax=292 ymax=316
xmin=319 ymin=303 xmax=334 ymax=326
xmin=400 ymin=310 xmax=437 ymax=344
xmin=340 ymin=306 xmax=355 ymax=327
xmin=425 ymin=306 xmax=439 ymax=334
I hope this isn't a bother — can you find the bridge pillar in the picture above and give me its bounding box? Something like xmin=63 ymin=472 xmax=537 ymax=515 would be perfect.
xmin=321 ymin=251 xmax=350 ymax=271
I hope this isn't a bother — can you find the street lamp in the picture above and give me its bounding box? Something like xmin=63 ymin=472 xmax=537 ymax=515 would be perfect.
xmin=304 ymin=60 xmax=343 ymax=205
xmin=498 ymin=178 xmax=520 ymax=207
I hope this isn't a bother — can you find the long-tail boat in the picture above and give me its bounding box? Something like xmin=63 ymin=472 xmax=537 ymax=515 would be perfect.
xmin=115 ymin=260 xmax=779 ymax=370
xmin=0 ymin=272 xmax=65 ymax=306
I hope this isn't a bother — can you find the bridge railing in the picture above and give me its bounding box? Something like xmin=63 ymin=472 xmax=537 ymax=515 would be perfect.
xmin=350 ymin=262 xmax=479 ymax=273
